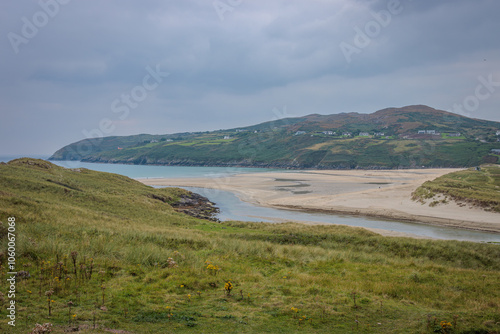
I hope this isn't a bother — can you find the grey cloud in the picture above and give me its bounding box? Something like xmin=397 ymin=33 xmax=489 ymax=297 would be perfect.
xmin=0 ymin=0 xmax=499 ymax=155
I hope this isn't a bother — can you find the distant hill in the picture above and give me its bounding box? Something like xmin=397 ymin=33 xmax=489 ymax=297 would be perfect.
xmin=50 ymin=105 xmax=500 ymax=169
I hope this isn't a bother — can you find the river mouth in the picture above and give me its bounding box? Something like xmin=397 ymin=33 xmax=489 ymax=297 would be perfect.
xmin=177 ymin=186 xmax=500 ymax=243
xmin=48 ymin=160 xmax=500 ymax=243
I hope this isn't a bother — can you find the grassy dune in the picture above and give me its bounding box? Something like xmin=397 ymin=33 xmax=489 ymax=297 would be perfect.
xmin=1 ymin=159 xmax=499 ymax=333
xmin=412 ymin=165 xmax=500 ymax=212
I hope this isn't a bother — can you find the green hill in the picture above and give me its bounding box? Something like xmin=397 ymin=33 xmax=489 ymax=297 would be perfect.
xmin=50 ymin=105 xmax=500 ymax=168
xmin=1 ymin=158 xmax=500 ymax=333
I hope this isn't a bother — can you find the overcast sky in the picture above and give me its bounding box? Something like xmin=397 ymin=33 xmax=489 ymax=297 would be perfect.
xmin=1 ymin=0 xmax=499 ymax=156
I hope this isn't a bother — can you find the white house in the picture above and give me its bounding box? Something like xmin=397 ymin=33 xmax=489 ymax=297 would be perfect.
xmin=224 ymin=135 xmax=231 ymax=139
xmin=418 ymin=130 xmax=426 ymax=134
xmin=359 ymin=132 xmax=370 ymax=137
xmin=150 ymin=139 xmax=159 ymax=143
xmin=496 ymin=131 xmax=500 ymax=136
xmin=322 ymin=131 xmax=334 ymax=135
xmin=342 ymin=132 xmax=352 ymax=137
xmin=295 ymin=131 xmax=306 ymax=135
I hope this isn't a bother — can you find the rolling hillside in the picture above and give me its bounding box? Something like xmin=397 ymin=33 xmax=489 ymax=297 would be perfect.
xmin=50 ymin=105 xmax=500 ymax=169
xmin=1 ymin=159 xmax=499 ymax=333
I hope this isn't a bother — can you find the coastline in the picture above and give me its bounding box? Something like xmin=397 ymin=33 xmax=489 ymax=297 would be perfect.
xmin=140 ymin=168 xmax=500 ymax=235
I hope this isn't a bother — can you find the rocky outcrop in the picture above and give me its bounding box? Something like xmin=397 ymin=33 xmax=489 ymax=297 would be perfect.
xmin=171 ymin=192 xmax=220 ymax=221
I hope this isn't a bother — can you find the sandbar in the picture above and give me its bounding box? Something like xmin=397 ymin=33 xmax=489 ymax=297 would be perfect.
xmin=140 ymin=169 xmax=500 ymax=235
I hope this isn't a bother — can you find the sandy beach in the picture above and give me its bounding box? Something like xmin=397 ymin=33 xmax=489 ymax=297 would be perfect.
xmin=140 ymin=169 xmax=500 ymax=234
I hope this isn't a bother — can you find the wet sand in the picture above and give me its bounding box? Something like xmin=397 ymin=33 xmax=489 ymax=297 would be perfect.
xmin=140 ymin=169 xmax=500 ymax=234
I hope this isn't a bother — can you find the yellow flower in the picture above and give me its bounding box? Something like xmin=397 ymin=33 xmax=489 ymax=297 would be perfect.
xmin=27 ymin=290 xmax=32 ymax=294
xmin=72 ymin=314 xmax=76 ymax=318
xmin=440 ymin=321 xmax=453 ymax=329
xmin=180 ymin=284 xmax=184 ymax=288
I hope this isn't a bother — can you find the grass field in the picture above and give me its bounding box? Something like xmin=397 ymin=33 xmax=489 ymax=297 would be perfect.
xmin=412 ymin=165 xmax=500 ymax=212
xmin=1 ymin=159 xmax=499 ymax=333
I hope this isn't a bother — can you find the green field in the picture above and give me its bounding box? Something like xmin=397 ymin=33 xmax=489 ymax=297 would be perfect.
xmin=54 ymin=134 xmax=500 ymax=169
xmin=1 ymin=159 xmax=500 ymax=333
xmin=441 ymin=134 xmax=466 ymax=140
xmin=412 ymin=165 xmax=500 ymax=212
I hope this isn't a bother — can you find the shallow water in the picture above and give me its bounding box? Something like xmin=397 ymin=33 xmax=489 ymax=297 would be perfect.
xmin=180 ymin=186 xmax=500 ymax=243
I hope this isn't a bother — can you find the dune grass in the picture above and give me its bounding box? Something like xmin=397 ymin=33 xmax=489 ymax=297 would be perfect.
xmin=0 ymin=159 xmax=499 ymax=333
xmin=412 ymin=165 xmax=500 ymax=212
